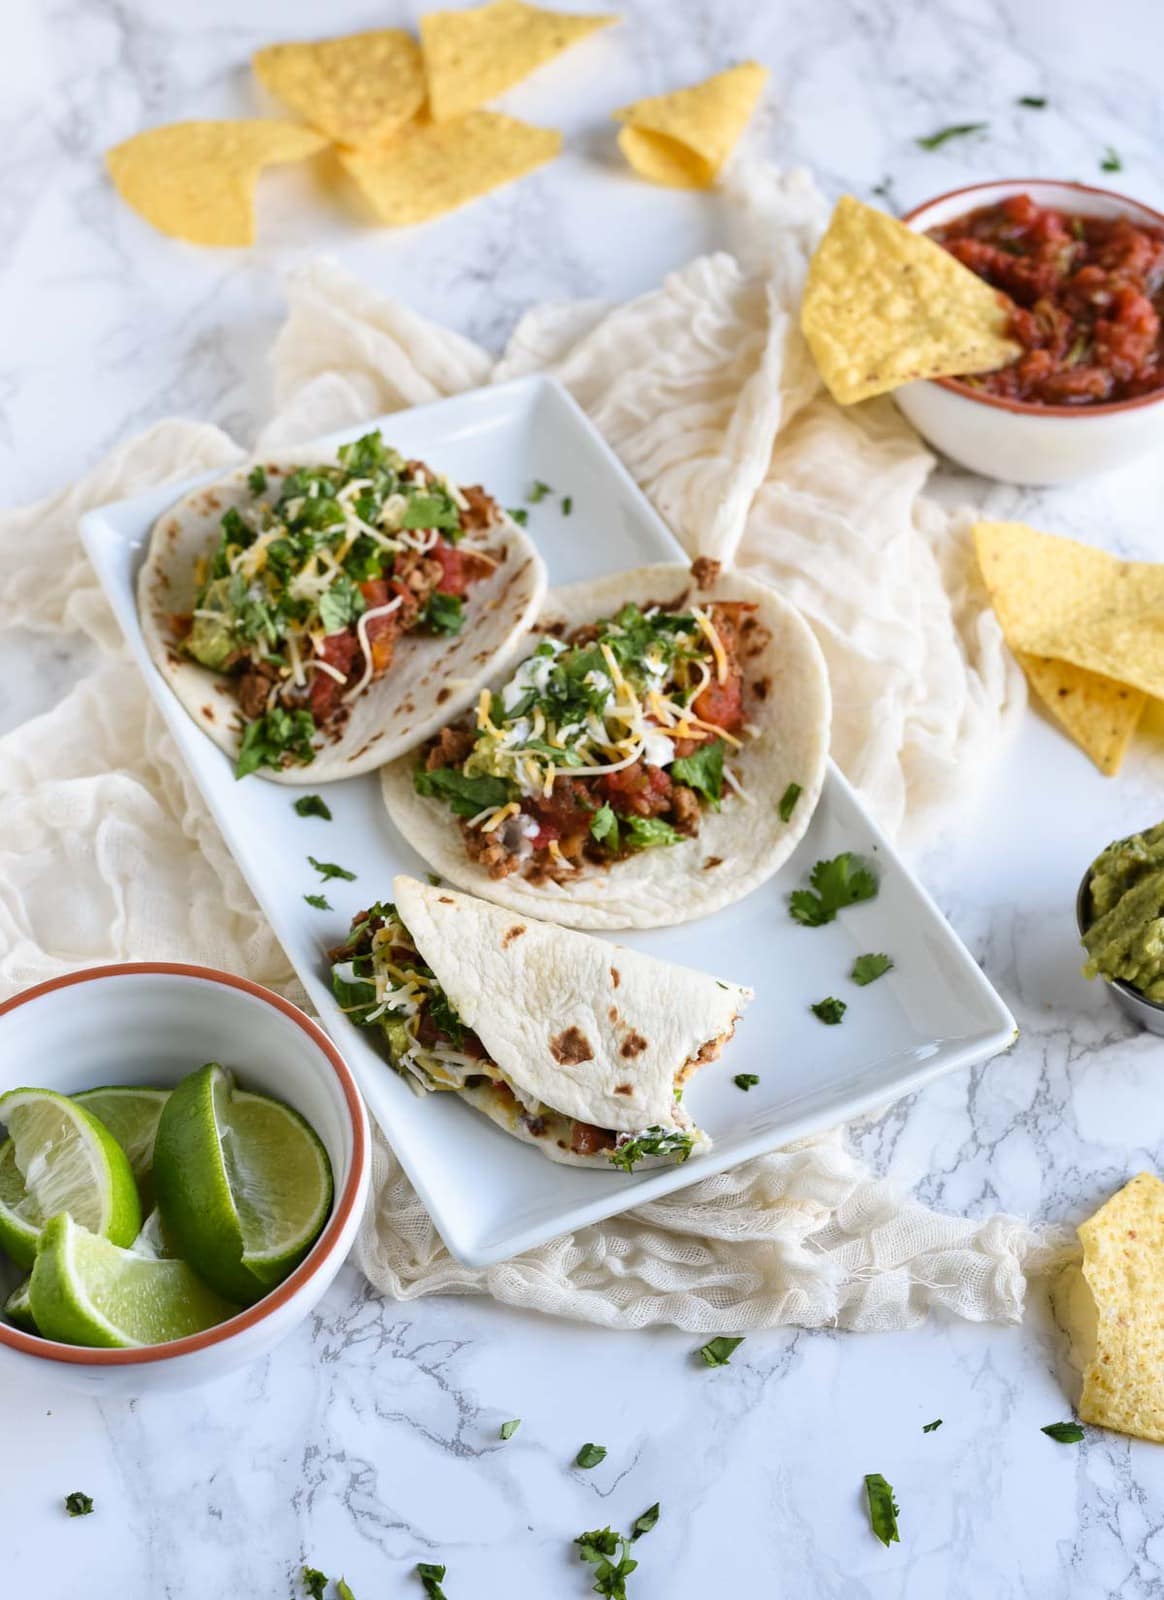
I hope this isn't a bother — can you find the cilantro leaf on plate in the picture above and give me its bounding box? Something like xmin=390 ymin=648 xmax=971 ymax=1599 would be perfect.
xmin=294 ymin=794 xmax=332 ymax=821
xmin=304 ymin=893 xmax=332 ymax=911
xmin=811 ymin=996 xmax=847 ymax=1025
xmin=506 ymin=507 xmax=529 ymax=526
xmin=1100 ymin=146 xmax=1122 ymax=172
xmin=499 ymin=1419 xmax=521 ymax=1440
xmin=65 ymin=1492 xmax=94 ymax=1517
xmin=309 ymin=855 xmax=356 ymax=882
xmin=336 ymin=1583 xmax=356 ymax=1600
xmin=1017 ymin=95 xmax=1047 ymax=108
xmin=851 ymin=953 xmax=893 ymax=986
xmin=416 ymin=1564 xmax=448 ymax=1599
xmin=575 ymin=1528 xmax=637 ymax=1599
xmin=302 ymin=1569 xmax=327 ymax=1599
xmin=923 ymin=1418 xmax=943 ymax=1433
xmin=527 ymin=479 xmax=553 ymax=503
xmin=575 ymin=1442 xmax=607 ymax=1469
xmin=733 ymin=1074 xmax=760 ymax=1091
xmin=698 ymin=1335 xmax=744 ymax=1367
xmin=631 ymin=1503 xmax=660 ymax=1540
xmin=789 ymin=852 xmax=879 ymax=926
xmin=865 ymin=1473 xmax=900 ymax=1546
xmin=1042 ymin=1421 xmax=1084 ymax=1443
xmin=916 ymin=121 xmax=988 ymax=150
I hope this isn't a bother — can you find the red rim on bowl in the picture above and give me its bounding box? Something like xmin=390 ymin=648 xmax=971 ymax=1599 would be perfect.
xmin=901 ymin=178 xmax=1164 ymax=419
xmin=0 ymin=963 xmax=367 ymax=1367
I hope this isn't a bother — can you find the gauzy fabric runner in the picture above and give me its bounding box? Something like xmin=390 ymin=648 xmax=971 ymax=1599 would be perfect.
xmin=0 ymin=164 xmax=1059 ymax=1333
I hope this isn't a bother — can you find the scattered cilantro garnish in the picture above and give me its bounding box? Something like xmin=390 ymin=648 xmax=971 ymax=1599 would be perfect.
xmin=576 ymin=1528 xmax=637 ymax=1599
xmin=294 ymin=794 xmax=332 ymax=821
xmin=699 ymin=1335 xmax=744 ymax=1367
xmin=426 ymin=872 xmax=442 ymax=886
xmin=609 ymin=1126 xmax=694 ymax=1171
xmin=402 ymin=492 xmax=460 ymax=532
xmin=865 ymin=1473 xmax=900 ymax=1546
xmin=236 ymin=707 xmax=317 ymax=780
xmin=631 ymin=1503 xmax=660 ymax=1540
xmin=778 ymin=782 xmax=802 ymax=823
xmin=506 ymin=507 xmax=529 ymax=526
xmin=304 ymin=893 xmax=332 ymax=911
xmin=561 ymin=495 xmax=573 ymax=515
xmin=671 ymin=740 xmax=724 ymax=808
xmin=590 ymin=804 xmax=620 ymax=850
xmin=302 ymin=1568 xmax=327 ymax=1599
xmin=318 ymin=575 xmax=366 ymax=636
xmin=922 ymin=1419 xmax=943 ymax=1433
xmin=65 ymin=1492 xmax=94 ymax=1517
xmin=811 ymin=996 xmax=847 ymax=1025
xmin=871 ymin=175 xmax=899 ymax=213
xmin=1017 ymin=95 xmax=1047 ymax=108
xmin=527 ymin=479 xmax=553 ymax=503
xmin=336 ymin=1583 xmax=356 ymax=1600
xmin=623 ymin=815 xmax=682 ymax=852
xmin=789 ymin=852 xmax=878 ymax=926
xmin=575 ymin=1442 xmax=607 ymax=1469
xmin=499 ymin=1418 xmax=521 ymax=1440
xmin=1100 ymin=146 xmax=1122 ymax=172
xmin=851 ymin=953 xmax=893 ymax=986
xmin=414 ymin=765 xmax=514 ymax=819
xmin=416 ymin=1564 xmax=448 ymax=1599
xmin=916 ymin=121 xmax=989 ymax=150
xmin=309 ymin=855 xmax=356 ymax=882
xmin=247 ymin=464 xmax=268 ymax=494
xmin=1042 ymin=1421 xmax=1084 ymax=1443
xmin=423 ymin=591 xmax=465 ymax=636
xmin=733 ymin=1073 xmax=760 ymax=1091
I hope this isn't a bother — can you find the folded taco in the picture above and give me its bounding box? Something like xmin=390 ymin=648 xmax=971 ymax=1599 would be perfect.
xmin=138 ymin=431 xmax=546 ymax=781
xmin=381 ymin=561 xmax=830 ymax=928
xmin=329 ymin=876 xmax=752 ymax=1170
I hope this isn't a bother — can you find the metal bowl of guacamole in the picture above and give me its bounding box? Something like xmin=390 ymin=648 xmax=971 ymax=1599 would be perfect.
xmin=1077 ymin=822 xmax=1164 ymax=1035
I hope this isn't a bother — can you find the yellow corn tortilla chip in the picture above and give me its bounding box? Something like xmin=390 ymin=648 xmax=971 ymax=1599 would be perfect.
xmin=106 ymin=120 xmax=327 ymax=247
xmin=421 ymin=0 xmax=616 ymax=122
xmin=1017 ymin=653 xmax=1146 ymax=777
xmin=339 ymin=112 xmax=561 ymax=226
xmin=613 ymin=61 xmax=768 ymax=189
xmin=976 ymin=520 xmax=1164 ymax=703
xmin=800 ymin=196 xmax=1021 ymax=405
xmin=253 ymin=31 xmax=425 ymax=147
xmin=1072 ymin=1172 xmax=1164 ymax=1442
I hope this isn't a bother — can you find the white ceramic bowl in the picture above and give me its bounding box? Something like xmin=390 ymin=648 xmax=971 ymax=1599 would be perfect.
xmin=0 ymin=964 xmax=369 ymax=1394
xmin=895 ymin=179 xmax=1164 ymax=484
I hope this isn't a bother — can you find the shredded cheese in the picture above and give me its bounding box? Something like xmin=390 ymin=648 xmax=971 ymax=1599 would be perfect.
xmin=343 ymin=597 xmax=403 ymax=701
xmin=692 ymin=606 xmax=729 ymax=684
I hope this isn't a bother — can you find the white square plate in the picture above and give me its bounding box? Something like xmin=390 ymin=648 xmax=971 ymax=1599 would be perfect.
xmin=81 ymin=376 xmax=1014 ymax=1266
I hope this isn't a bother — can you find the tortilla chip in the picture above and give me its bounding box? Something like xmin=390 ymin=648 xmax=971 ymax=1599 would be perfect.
xmin=976 ymin=520 xmax=1164 ymax=704
xmin=1072 ymin=1173 xmax=1164 ymax=1442
xmin=613 ymin=61 xmax=767 ymax=189
xmin=106 ymin=120 xmax=327 ymax=247
xmin=421 ymin=0 xmax=616 ymax=122
xmin=338 ymin=112 xmax=561 ymax=226
xmin=800 ymin=196 xmax=1021 ymax=405
xmin=253 ymin=31 xmax=425 ymax=147
xmin=1018 ymin=653 xmax=1146 ymax=777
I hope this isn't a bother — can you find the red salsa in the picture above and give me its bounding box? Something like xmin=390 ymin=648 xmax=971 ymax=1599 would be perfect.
xmin=929 ymin=193 xmax=1164 ymax=405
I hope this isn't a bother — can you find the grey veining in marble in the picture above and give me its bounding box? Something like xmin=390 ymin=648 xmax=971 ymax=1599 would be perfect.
xmin=5 ymin=0 xmax=1164 ymax=1594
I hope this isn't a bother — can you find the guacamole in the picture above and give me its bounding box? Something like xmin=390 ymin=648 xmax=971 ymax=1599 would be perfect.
xmin=1082 ymin=822 xmax=1164 ymax=1000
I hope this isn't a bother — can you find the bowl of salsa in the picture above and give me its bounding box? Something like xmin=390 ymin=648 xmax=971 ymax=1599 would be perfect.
xmin=895 ymin=180 xmax=1164 ymax=484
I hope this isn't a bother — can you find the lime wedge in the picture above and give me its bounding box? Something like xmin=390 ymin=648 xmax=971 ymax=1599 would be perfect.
xmin=0 ymin=1089 xmax=142 ymax=1270
xmin=130 ymin=1209 xmax=178 ymax=1260
xmin=3 ymin=1276 xmax=37 ymax=1333
xmin=29 ymin=1213 xmax=237 ymax=1349
xmin=153 ymin=1064 xmax=333 ymax=1305
xmin=74 ymin=1086 xmax=168 ymax=1206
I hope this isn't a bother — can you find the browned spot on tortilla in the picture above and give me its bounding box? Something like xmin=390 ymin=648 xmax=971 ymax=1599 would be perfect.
xmin=607 ymin=1005 xmax=620 ymax=1023
xmin=752 ymin=675 xmax=771 ymax=701
xmin=741 ymin=617 xmax=772 ymax=658
xmin=542 ymin=619 xmax=568 ymax=638
xmin=614 ymin=1084 xmax=634 ymax=1096
xmin=620 ymin=1031 xmax=648 ymax=1059
xmin=438 ymin=896 xmax=454 ymax=905
xmin=400 ymin=699 xmax=415 ymax=715
xmin=610 ymin=967 xmax=621 ymax=988
xmin=165 ymin=651 xmax=181 ymax=668
xmin=502 ymin=924 xmax=526 ymax=947
xmin=550 ymin=1027 xmax=593 ymax=1065
xmin=703 ymin=856 xmax=723 ymax=870
xmin=201 ymin=705 xmax=216 ymax=721
xmin=436 ymin=687 xmax=452 ymax=705
xmin=691 ymin=556 xmax=721 ymax=588
xmin=204 ymin=493 xmax=221 ymax=511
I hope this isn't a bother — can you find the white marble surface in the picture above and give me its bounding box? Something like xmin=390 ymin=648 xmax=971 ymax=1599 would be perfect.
xmin=5 ymin=0 xmax=1164 ymax=1594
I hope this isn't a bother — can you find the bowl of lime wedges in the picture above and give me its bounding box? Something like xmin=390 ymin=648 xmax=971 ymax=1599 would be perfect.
xmin=0 ymin=964 xmax=369 ymax=1393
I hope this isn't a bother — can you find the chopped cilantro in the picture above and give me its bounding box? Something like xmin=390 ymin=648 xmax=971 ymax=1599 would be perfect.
xmin=1017 ymin=95 xmax=1047 ymax=108
xmin=527 ymin=479 xmax=553 ymax=503
xmin=1042 ymin=1421 xmax=1084 ymax=1443
xmin=778 ymin=781 xmax=802 ymax=823
xmin=65 ymin=1492 xmax=93 ymax=1517
xmin=318 ymin=575 xmax=365 ymax=635
xmin=922 ymin=1419 xmax=943 ymax=1433
xmin=309 ymin=855 xmax=356 ymax=882
xmin=294 ymin=794 xmax=332 ymax=821
xmin=423 ymin=591 xmax=465 ymax=636
xmin=416 ymin=1564 xmax=448 ymax=1599
xmin=811 ymin=996 xmax=847 ymax=1025
xmin=235 ymin=708 xmax=316 ymax=779
xmin=590 ymin=804 xmax=620 ymax=849
xmin=302 ymin=1569 xmax=327 ymax=1599
xmin=561 ymin=495 xmax=573 ymax=515
xmin=623 ymin=815 xmax=683 ymax=852
xmin=733 ymin=1073 xmax=760 ymax=1091
xmin=402 ymin=493 xmax=460 ymax=532
xmin=671 ymin=739 xmax=724 ymax=808
xmin=499 ymin=1419 xmax=521 ymax=1441
xmin=789 ymin=852 xmax=878 ymax=926
xmin=916 ymin=121 xmax=989 ymax=150
xmin=851 ymin=953 xmax=893 ymax=986
xmin=336 ymin=1583 xmax=355 ymax=1600
xmin=631 ymin=1503 xmax=660 ymax=1540
xmin=304 ymin=893 xmax=332 ymax=911
xmin=865 ymin=1473 xmax=900 ymax=1546
xmin=609 ymin=1127 xmax=694 ymax=1171
xmin=1100 ymin=146 xmax=1122 ymax=172
xmin=247 ymin=464 xmax=268 ymax=494
xmin=699 ymin=1335 xmax=744 ymax=1367
xmin=576 ymin=1528 xmax=637 ymax=1599
xmin=575 ymin=1442 xmax=607 ymax=1469
xmin=331 ymin=968 xmax=379 ymax=1022
xmin=871 ymin=175 xmax=899 ymax=212
xmin=426 ymin=872 xmax=442 ymax=886
xmin=414 ymin=765 xmax=514 ymax=819
xmin=507 ymin=507 xmax=529 ymax=526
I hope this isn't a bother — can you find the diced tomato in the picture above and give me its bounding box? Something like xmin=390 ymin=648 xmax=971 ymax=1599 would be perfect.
xmin=431 ymin=538 xmax=467 ymax=597
xmin=598 ymin=760 xmax=673 ymax=818
xmin=310 ymin=630 xmax=359 ymax=720
xmin=525 ymin=818 xmax=560 ymax=850
xmin=359 ymin=577 xmax=403 ymax=674
xmin=692 ymin=671 xmax=743 ymax=733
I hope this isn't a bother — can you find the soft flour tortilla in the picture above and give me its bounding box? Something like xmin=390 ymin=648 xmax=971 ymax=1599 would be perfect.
xmin=137 ymin=452 xmax=547 ymax=783
xmin=382 ymin=562 xmax=831 ymax=929
xmin=395 ymin=874 xmax=751 ymax=1167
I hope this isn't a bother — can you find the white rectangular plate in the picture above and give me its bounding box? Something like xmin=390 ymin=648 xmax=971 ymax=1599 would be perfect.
xmin=81 ymin=376 xmax=1014 ymax=1267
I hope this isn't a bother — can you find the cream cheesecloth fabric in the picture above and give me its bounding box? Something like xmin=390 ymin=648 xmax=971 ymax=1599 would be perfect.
xmin=0 ymin=165 xmax=1053 ymax=1333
